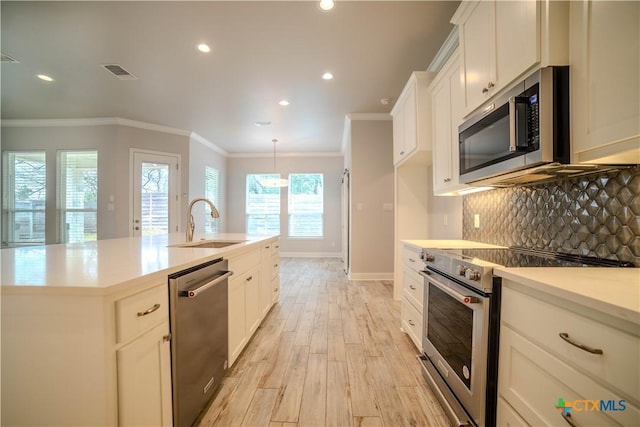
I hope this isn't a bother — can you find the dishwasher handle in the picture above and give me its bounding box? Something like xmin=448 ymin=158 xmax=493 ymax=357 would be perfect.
xmin=180 ymin=270 xmax=233 ymax=299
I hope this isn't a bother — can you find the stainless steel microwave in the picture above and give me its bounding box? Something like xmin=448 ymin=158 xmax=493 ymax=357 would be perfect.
xmin=458 ymin=66 xmax=575 ymax=186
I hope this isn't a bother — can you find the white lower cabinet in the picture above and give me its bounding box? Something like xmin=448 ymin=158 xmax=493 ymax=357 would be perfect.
xmin=498 ymin=282 xmax=640 ymax=426
xmin=228 ymin=238 xmax=280 ymax=367
xmin=228 ymin=270 xmax=247 ymax=364
xmin=117 ymin=321 xmax=173 ymax=427
xmin=400 ymin=244 xmax=424 ymax=351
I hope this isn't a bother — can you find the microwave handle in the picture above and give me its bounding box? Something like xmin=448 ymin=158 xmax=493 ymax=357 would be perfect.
xmin=509 ymin=96 xmax=529 ymax=152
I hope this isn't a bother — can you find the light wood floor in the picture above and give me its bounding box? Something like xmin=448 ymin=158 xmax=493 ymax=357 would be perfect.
xmin=196 ymin=258 xmax=448 ymax=427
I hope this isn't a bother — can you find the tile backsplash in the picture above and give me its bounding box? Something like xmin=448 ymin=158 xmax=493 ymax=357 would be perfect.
xmin=462 ymin=166 xmax=640 ymax=266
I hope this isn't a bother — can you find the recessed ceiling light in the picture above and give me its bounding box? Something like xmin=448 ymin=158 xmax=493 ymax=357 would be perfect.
xmin=319 ymin=0 xmax=334 ymax=11
xmin=253 ymin=121 xmax=272 ymax=127
xmin=279 ymin=100 xmax=290 ymax=106
xmin=322 ymin=72 xmax=334 ymax=80
xmin=36 ymin=74 xmax=54 ymax=82
xmin=197 ymin=43 xmax=211 ymax=53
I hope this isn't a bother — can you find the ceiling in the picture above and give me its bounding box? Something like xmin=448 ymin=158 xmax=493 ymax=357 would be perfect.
xmin=1 ymin=1 xmax=459 ymax=154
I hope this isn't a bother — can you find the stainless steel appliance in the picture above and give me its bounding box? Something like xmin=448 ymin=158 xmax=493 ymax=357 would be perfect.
xmin=457 ymin=66 xmax=614 ymax=187
xmin=418 ymin=247 xmax=632 ymax=427
xmin=168 ymin=258 xmax=233 ymax=427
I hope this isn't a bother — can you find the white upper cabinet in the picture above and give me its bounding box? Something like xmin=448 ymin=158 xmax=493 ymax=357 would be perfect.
xmin=431 ymin=49 xmax=468 ymax=195
xmin=391 ymin=71 xmax=432 ymax=166
xmin=453 ymin=0 xmax=568 ymax=116
xmin=570 ymin=0 xmax=640 ymax=164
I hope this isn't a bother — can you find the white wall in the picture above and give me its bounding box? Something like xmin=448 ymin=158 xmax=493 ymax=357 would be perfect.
xmin=226 ymin=155 xmax=343 ymax=256
xmin=188 ymin=137 xmax=228 ymax=233
xmin=1 ymin=122 xmax=190 ymax=243
xmin=349 ymin=119 xmax=395 ymax=279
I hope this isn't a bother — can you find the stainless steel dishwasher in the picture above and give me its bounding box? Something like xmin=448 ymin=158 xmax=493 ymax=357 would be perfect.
xmin=168 ymin=258 xmax=232 ymax=427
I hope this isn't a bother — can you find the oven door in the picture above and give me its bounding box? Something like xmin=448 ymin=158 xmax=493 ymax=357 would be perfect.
xmin=422 ymin=269 xmax=490 ymax=426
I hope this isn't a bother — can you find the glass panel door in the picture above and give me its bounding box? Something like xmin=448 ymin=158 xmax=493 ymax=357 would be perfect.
xmin=132 ymin=151 xmax=180 ymax=237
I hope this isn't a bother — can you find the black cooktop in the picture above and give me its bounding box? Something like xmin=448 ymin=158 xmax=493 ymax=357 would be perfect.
xmin=450 ymin=247 xmax=634 ymax=268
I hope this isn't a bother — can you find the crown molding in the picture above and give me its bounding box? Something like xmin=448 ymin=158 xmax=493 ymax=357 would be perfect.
xmin=345 ymin=113 xmax=392 ymax=121
xmin=228 ymin=151 xmax=343 ymax=159
xmin=190 ymin=132 xmax=229 ymax=157
xmin=427 ymin=26 xmax=459 ymax=73
xmin=1 ymin=117 xmax=191 ymax=137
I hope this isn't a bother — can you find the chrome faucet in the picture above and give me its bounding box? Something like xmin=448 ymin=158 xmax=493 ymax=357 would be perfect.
xmin=186 ymin=198 xmax=219 ymax=242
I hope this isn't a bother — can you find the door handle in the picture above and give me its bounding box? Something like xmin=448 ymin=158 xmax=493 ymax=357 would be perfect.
xmin=179 ymin=271 xmax=233 ymax=298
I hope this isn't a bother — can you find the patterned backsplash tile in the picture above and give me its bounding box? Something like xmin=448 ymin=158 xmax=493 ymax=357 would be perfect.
xmin=462 ymin=166 xmax=640 ymax=266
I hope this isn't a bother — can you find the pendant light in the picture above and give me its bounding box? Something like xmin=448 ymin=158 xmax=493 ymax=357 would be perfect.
xmin=260 ymin=139 xmax=288 ymax=187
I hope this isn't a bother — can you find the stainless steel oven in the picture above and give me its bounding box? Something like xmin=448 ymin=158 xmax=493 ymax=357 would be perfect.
xmin=418 ymin=250 xmax=500 ymax=427
xmin=417 ymin=247 xmax=633 ymax=427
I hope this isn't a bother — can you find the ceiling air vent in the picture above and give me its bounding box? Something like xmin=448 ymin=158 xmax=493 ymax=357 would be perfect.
xmin=101 ymin=64 xmax=137 ymax=80
xmin=1 ymin=52 xmax=20 ymax=63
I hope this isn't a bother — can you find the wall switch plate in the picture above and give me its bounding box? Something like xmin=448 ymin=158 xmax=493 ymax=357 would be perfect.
xmin=474 ymin=214 xmax=480 ymax=229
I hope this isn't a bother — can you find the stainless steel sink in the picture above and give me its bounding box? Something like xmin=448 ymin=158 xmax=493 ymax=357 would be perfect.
xmin=171 ymin=240 xmax=247 ymax=249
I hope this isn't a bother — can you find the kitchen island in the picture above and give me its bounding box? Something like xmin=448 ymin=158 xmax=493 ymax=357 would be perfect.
xmin=1 ymin=233 xmax=279 ymax=427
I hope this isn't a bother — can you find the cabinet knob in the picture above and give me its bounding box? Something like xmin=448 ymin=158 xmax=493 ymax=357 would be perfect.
xmin=246 ymin=276 xmax=253 ymax=282
xmin=408 ymin=320 xmax=415 ymax=326
xmin=482 ymin=87 xmax=489 ymax=94
xmin=400 ymin=151 xmax=405 ymax=155
xmin=487 ymin=81 xmax=495 ymax=88
xmin=163 ymin=334 xmax=172 ymax=342
xmin=444 ymin=178 xmax=451 ymax=183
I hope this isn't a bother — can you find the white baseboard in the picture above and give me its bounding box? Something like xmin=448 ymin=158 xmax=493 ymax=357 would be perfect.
xmin=280 ymin=252 xmax=342 ymax=258
xmin=348 ymin=272 xmax=394 ymax=281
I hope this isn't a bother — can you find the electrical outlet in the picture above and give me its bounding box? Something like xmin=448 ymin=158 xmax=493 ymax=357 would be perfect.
xmin=443 ymin=214 xmax=448 ymax=226
xmin=474 ymin=214 xmax=480 ymax=229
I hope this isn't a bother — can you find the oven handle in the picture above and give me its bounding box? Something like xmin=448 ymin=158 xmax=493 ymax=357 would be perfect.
xmin=420 ymin=270 xmax=479 ymax=305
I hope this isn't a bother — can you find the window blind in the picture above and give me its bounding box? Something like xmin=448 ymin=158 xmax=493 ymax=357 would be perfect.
xmin=288 ymin=173 xmax=323 ymax=237
xmin=58 ymin=151 xmax=98 ymax=243
xmin=246 ymin=174 xmax=280 ymax=235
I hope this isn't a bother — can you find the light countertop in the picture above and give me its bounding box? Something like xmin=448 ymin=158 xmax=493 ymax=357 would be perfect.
xmin=496 ymin=267 xmax=640 ymax=324
xmin=402 ymin=239 xmax=507 ymax=250
xmin=0 ymin=233 xmax=278 ymax=296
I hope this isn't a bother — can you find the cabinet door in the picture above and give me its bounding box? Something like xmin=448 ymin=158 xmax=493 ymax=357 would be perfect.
xmin=117 ymin=321 xmax=172 ymax=427
xmin=432 ymin=73 xmax=453 ymax=193
xmin=228 ymin=274 xmax=246 ymax=366
xmin=245 ymin=268 xmax=261 ymax=336
xmin=460 ymin=0 xmax=494 ymax=112
xmin=402 ymin=86 xmax=417 ymax=156
xmin=392 ymin=103 xmax=405 ymax=165
xmin=260 ymin=244 xmax=273 ymax=318
xmin=571 ymin=0 xmax=640 ymax=163
xmin=494 ymin=0 xmax=539 ymax=90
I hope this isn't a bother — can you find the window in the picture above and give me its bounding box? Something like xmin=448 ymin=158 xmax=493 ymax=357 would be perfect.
xmin=58 ymin=151 xmax=98 ymax=243
xmin=2 ymin=151 xmax=47 ymax=245
xmin=204 ymin=166 xmax=220 ymax=233
xmin=246 ymin=174 xmax=280 ymax=235
xmin=288 ymin=173 xmax=323 ymax=237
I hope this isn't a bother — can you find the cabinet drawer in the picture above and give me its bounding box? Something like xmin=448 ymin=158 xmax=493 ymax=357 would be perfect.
xmin=116 ymin=285 xmax=168 ymax=344
xmin=401 ymin=298 xmax=423 ymax=351
xmin=271 ymin=240 xmax=280 ymax=256
xmin=499 ymin=326 xmax=640 ymax=426
xmin=403 ymin=267 xmax=423 ymax=311
xmin=502 ymin=286 xmax=640 ymax=400
xmin=497 ymin=397 xmax=529 ymax=426
xmin=402 ymin=245 xmax=423 ymax=273
xmin=228 ymin=248 xmax=261 ymax=276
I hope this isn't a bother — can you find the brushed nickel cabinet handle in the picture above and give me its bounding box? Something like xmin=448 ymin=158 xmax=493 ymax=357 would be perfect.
xmin=408 ymin=320 xmax=415 ymax=326
xmin=409 ymin=285 xmax=416 ymax=290
xmin=246 ymin=276 xmax=253 ymax=282
xmin=559 ymin=332 xmax=603 ymax=355
xmin=137 ymin=303 xmax=160 ymax=317
xmin=487 ymin=81 xmax=495 ymax=88
xmin=444 ymin=178 xmax=451 ymax=182
xmin=409 ymin=258 xmax=416 ymax=263
xmin=482 ymin=87 xmax=489 ymax=93
xmin=163 ymin=333 xmax=172 ymax=342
